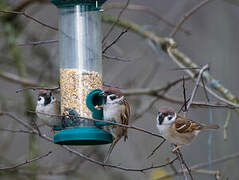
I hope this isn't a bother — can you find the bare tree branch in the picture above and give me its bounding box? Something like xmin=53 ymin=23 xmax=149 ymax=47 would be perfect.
xmin=103 ymin=53 xmax=132 ymax=62
xmin=102 ymin=0 xmax=130 ymax=43
xmin=169 ymin=0 xmax=215 ymax=38
xmin=28 ymin=110 xmax=165 ymax=139
xmin=0 ymin=71 xmax=40 ymax=87
xmin=103 ymin=28 xmax=128 ymax=53
xmin=0 ymin=151 xmax=52 ymax=171
xmin=147 ymin=139 xmax=166 ymax=159
xmin=102 ymin=14 xmax=239 ymax=112
xmin=185 ymin=64 xmax=209 ymax=113
xmin=223 ymin=110 xmax=232 ymax=141
xmin=103 ymin=2 xmax=191 ymax=35
xmin=175 ymin=148 xmax=193 ymax=180
xmin=17 ymin=40 xmax=58 ymax=46
xmin=122 ymin=76 xmax=191 ymax=96
xmin=0 ymin=10 xmax=58 ymax=31
xmin=157 ymin=151 xmax=239 ymax=180
xmin=16 ymin=86 xmax=60 ymax=93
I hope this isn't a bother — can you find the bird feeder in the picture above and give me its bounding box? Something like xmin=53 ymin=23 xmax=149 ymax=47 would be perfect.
xmin=51 ymin=0 xmax=112 ymax=145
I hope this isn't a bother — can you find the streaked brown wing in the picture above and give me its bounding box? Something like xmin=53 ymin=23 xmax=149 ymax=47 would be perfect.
xmin=55 ymin=100 xmax=60 ymax=115
xmin=120 ymin=99 xmax=130 ymax=125
xmin=120 ymin=99 xmax=130 ymax=141
xmin=175 ymin=114 xmax=202 ymax=133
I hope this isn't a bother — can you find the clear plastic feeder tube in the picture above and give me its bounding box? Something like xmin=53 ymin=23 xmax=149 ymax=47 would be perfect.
xmin=59 ymin=5 xmax=102 ymax=127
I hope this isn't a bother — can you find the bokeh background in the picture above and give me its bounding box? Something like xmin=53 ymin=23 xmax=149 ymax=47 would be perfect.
xmin=0 ymin=0 xmax=239 ymax=179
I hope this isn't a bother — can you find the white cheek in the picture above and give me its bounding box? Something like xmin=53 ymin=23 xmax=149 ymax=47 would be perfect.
xmin=164 ymin=117 xmax=171 ymax=123
xmin=163 ymin=114 xmax=176 ymax=125
xmin=107 ymin=96 xmax=112 ymax=103
xmin=37 ymin=98 xmax=45 ymax=105
xmin=51 ymin=96 xmax=56 ymax=103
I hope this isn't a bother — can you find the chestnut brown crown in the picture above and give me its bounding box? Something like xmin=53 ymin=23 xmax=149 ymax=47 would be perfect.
xmin=103 ymin=87 xmax=123 ymax=97
xmin=158 ymin=106 xmax=175 ymax=114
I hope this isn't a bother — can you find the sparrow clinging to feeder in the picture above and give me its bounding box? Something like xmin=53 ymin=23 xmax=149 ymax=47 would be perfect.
xmin=156 ymin=106 xmax=219 ymax=152
xmin=36 ymin=90 xmax=61 ymax=131
xmin=100 ymin=88 xmax=130 ymax=163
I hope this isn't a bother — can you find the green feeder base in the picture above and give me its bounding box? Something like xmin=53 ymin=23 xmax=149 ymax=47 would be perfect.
xmin=53 ymin=126 xmax=63 ymax=131
xmin=54 ymin=127 xmax=112 ymax=145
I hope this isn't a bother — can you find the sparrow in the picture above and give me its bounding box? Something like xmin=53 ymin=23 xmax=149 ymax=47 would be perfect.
xmin=156 ymin=106 xmax=219 ymax=152
xmin=100 ymin=88 xmax=130 ymax=163
xmin=36 ymin=90 xmax=61 ymax=131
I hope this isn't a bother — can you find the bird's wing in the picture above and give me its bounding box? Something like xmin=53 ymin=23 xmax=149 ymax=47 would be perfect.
xmin=55 ymin=100 xmax=61 ymax=115
xmin=175 ymin=114 xmax=202 ymax=133
xmin=120 ymin=99 xmax=130 ymax=140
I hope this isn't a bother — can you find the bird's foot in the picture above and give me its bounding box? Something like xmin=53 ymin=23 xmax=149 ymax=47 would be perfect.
xmin=172 ymin=145 xmax=182 ymax=153
xmin=96 ymin=105 xmax=104 ymax=109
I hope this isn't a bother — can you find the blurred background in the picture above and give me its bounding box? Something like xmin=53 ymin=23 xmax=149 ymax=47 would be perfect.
xmin=0 ymin=0 xmax=239 ymax=179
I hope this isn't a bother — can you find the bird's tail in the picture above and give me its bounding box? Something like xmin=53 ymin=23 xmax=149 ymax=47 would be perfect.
xmin=202 ymin=124 xmax=219 ymax=130
xmin=104 ymin=138 xmax=120 ymax=163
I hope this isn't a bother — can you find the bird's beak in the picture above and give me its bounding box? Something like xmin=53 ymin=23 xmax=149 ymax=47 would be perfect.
xmin=99 ymin=92 xmax=106 ymax=96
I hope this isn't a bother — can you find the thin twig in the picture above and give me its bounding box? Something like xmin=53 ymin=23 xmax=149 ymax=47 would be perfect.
xmin=31 ymin=118 xmax=42 ymax=136
xmin=16 ymin=86 xmax=60 ymax=93
xmin=1 ymin=112 xmax=177 ymax=172
xmin=157 ymin=151 xmax=239 ymax=180
xmin=178 ymin=98 xmax=190 ymax=114
xmin=169 ymin=0 xmax=214 ymax=38
xmin=103 ymin=53 xmax=132 ymax=62
xmin=147 ymin=139 xmax=166 ymax=159
xmin=0 ymin=71 xmax=40 ymax=87
xmin=169 ymin=67 xmax=202 ymax=71
xmin=17 ymin=40 xmax=58 ymax=46
xmin=223 ymin=110 xmax=232 ymax=141
xmin=167 ymin=48 xmax=239 ymax=109
xmin=0 ymin=128 xmax=35 ymax=134
xmin=103 ymin=2 xmax=191 ymax=35
xmin=201 ymin=76 xmax=210 ymax=102
xmin=158 ymin=94 xmax=237 ymax=109
xmin=178 ymin=150 xmax=194 ymax=180
xmin=103 ymin=82 xmax=121 ymax=89
xmin=102 ymin=14 xmax=239 ymax=111
xmin=123 ymin=76 xmax=191 ymax=96
xmin=0 ymin=151 xmax=52 ymax=171
xmin=183 ymin=76 xmax=188 ymax=112
xmin=28 ymin=110 xmax=165 ymax=139
xmin=62 ymin=145 xmax=179 ymax=172
xmin=103 ymin=28 xmax=128 ymax=53
xmin=0 ymin=112 xmax=34 ymax=130
xmin=185 ymin=64 xmax=209 ymax=113
xmin=102 ymin=0 xmax=130 ymax=43
xmin=0 ymin=10 xmax=58 ymax=31
xmin=175 ymin=149 xmax=188 ymax=180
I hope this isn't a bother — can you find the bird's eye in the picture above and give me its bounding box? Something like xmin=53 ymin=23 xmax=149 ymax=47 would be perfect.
xmin=52 ymin=96 xmax=55 ymax=99
xmin=110 ymin=95 xmax=116 ymax=100
xmin=168 ymin=115 xmax=172 ymax=120
xmin=38 ymin=97 xmax=42 ymax=101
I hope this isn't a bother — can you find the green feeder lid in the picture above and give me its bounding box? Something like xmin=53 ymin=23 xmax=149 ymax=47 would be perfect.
xmin=54 ymin=127 xmax=112 ymax=145
xmin=51 ymin=0 xmax=108 ymax=9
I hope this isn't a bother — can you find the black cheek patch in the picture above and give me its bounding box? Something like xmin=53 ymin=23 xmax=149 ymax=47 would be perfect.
xmin=44 ymin=96 xmax=51 ymax=106
xmin=110 ymin=96 xmax=116 ymax=100
xmin=158 ymin=116 xmax=164 ymax=125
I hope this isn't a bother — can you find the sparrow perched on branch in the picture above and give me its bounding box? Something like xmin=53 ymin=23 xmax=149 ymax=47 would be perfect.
xmin=36 ymin=90 xmax=61 ymax=130
xmin=156 ymin=106 xmax=219 ymax=152
xmin=100 ymin=88 xmax=130 ymax=163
